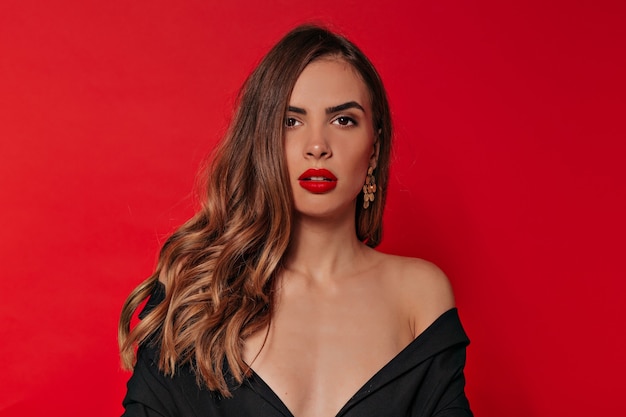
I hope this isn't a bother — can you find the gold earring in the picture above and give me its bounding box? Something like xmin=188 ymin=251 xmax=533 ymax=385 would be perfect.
xmin=363 ymin=166 xmax=376 ymax=209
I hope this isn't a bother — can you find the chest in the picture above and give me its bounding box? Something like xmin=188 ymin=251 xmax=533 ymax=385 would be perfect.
xmin=243 ymin=286 xmax=413 ymax=417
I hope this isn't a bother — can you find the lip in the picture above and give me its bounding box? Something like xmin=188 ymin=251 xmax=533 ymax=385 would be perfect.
xmin=298 ymin=168 xmax=338 ymax=193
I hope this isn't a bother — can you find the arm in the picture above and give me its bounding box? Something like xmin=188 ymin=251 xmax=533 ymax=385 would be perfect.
xmin=121 ymin=345 xmax=178 ymax=417
xmin=400 ymin=259 xmax=473 ymax=417
xmin=431 ymin=346 xmax=473 ymax=417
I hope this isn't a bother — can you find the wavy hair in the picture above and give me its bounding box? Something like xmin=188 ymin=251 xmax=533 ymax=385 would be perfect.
xmin=118 ymin=24 xmax=393 ymax=396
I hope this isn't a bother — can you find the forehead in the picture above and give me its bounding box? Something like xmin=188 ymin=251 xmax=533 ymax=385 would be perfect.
xmin=289 ymin=58 xmax=371 ymax=108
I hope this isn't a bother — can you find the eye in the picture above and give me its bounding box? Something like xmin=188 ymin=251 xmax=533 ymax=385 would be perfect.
xmin=285 ymin=117 xmax=301 ymax=128
xmin=333 ymin=116 xmax=357 ymax=127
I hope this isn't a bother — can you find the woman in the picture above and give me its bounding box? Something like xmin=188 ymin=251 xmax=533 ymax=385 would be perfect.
xmin=119 ymin=24 xmax=472 ymax=417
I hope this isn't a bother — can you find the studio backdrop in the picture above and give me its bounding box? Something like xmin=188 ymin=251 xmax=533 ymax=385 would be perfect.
xmin=1 ymin=1 xmax=624 ymax=416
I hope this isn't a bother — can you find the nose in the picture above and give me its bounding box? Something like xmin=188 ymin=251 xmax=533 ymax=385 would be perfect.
xmin=305 ymin=127 xmax=332 ymax=159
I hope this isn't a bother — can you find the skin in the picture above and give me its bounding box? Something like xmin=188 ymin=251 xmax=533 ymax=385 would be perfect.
xmin=243 ymin=58 xmax=455 ymax=417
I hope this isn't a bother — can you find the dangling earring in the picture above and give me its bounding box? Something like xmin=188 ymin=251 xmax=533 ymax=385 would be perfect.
xmin=363 ymin=165 xmax=376 ymax=209
xmin=364 ymin=136 xmax=380 ymax=209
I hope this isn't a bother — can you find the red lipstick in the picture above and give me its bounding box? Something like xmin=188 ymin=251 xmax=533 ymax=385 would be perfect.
xmin=298 ymin=168 xmax=338 ymax=193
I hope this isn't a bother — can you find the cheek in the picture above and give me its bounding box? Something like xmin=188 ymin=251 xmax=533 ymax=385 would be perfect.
xmin=347 ymin=147 xmax=374 ymax=189
xmin=283 ymin=142 xmax=298 ymax=177
xmin=357 ymin=143 xmax=374 ymax=170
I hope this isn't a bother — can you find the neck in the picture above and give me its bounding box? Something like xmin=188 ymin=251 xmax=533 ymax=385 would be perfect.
xmin=284 ymin=210 xmax=369 ymax=284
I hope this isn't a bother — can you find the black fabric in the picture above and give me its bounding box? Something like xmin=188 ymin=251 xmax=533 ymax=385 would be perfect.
xmin=122 ymin=283 xmax=473 ymax=417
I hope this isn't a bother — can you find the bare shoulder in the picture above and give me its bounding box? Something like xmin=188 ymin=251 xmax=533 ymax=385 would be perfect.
xmin=374 ymin=253 xmax=456 ymax=337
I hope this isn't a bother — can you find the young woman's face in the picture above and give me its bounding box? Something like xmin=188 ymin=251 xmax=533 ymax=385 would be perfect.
xmin=284 ymin=58 xmax=377 ymax=219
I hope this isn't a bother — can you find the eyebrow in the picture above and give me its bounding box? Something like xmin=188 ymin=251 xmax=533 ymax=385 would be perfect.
xmin=287 ymin=101 xmax=365 ymax=115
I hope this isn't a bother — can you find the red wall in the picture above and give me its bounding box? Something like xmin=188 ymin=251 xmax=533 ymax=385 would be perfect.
xmin=1 ymin=1 xmax=624 ymax=416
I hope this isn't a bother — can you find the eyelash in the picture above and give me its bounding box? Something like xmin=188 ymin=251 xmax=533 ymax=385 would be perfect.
xmin=285 ymin=117 xmax=301 ymax=128
xmin=284 ymin=116 xmax=357 ymax=128
xmin=333 ymin=116 xmax=357 ymax=127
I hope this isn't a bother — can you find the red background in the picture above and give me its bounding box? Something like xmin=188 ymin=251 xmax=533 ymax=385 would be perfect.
xmin=1 ymin=1 xmax=624 ymax=416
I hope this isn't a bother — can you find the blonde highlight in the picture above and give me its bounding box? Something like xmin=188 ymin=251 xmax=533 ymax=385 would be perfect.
xmin=119 ymin=24 xmax=393 ymax=396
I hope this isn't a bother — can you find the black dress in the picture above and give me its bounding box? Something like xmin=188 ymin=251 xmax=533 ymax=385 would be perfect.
xmin=122 ymin=283 xmax=473 ymax=417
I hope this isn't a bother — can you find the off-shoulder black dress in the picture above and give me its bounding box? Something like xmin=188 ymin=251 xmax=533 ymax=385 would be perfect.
xmin=122 ymin=283 xmax=473 ymax=417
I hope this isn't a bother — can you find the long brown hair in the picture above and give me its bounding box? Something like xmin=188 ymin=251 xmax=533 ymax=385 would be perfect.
xmin=118 ymin=24 xmax=393 ymax=396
